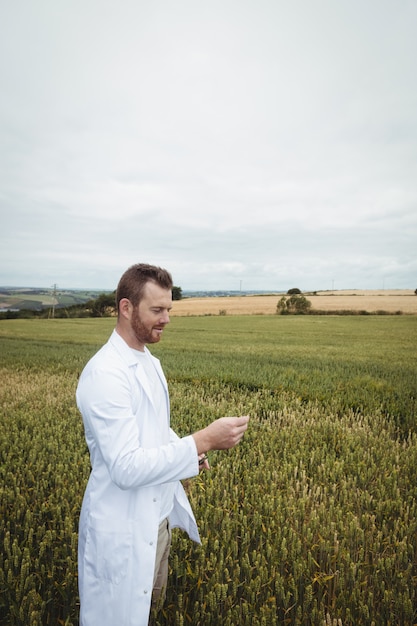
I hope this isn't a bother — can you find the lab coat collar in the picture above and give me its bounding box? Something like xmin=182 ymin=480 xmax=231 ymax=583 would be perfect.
xmin=109 ymin=329 xmax=168 ymax=410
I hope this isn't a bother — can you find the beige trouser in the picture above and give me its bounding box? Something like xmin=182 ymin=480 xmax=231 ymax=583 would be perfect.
xmin=151 ymin=518 xmax=172 ymax=609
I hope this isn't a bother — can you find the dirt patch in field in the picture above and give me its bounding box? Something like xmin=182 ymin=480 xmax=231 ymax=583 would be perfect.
xmin=170 ymin=290 xmax=417 ymax=316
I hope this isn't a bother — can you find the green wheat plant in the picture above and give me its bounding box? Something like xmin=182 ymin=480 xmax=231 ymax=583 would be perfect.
xmin=1 ymin=316 xmax=416 ymax=625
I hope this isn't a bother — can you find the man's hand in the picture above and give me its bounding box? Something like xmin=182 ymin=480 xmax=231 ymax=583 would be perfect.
xmin=193 ymin=416 xmax=249 ymax=456
xmin=198 ymin=453 xmax=210 ymax=471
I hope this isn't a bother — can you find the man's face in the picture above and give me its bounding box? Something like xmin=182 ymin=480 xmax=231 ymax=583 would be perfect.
xmin=130 ymin=281 xmax=172 ymax=350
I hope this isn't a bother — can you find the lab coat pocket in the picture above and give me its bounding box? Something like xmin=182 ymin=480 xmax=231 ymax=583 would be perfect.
xmin=85 ymin=516 xmax=133 ymax=585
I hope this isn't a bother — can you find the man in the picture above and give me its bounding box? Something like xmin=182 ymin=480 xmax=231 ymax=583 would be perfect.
xmin=76 ymin=263 xmax=249 ymax=626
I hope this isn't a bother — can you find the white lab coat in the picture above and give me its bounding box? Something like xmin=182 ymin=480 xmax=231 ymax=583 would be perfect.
xmin=76 ymin=330 xmax=201 ymax=626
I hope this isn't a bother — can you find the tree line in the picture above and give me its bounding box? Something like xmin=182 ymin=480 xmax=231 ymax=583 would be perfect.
xmin=0 ymin=286 xmax=183 ymax=320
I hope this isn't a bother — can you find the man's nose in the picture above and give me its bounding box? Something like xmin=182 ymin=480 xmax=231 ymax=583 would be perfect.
xmin=161 ymin=311 xmax=170 ymax=324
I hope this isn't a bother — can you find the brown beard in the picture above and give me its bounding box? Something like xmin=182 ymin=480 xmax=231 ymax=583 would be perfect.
xmin=130 ymin=306 xmax=159 ymax=347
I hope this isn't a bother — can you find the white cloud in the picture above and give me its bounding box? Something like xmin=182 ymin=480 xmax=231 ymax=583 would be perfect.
xmin=0 ymin=0 xmax=416 ymax=290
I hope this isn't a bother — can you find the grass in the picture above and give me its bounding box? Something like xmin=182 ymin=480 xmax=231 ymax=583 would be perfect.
xmin=0 ymin=315 xmax=416 ymax=625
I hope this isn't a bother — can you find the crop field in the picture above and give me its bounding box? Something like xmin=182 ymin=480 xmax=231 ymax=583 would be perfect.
xmin=0 ymin=288 xmax=107 ymax=312
xmin=1 ymin=315 xmax=417 ymax=625
xmin=171 ymin=290 xmax=417 ymax=316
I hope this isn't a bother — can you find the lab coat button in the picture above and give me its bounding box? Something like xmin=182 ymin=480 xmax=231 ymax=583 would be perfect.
xmin=153 ymin=498 xmax=157 ymax=502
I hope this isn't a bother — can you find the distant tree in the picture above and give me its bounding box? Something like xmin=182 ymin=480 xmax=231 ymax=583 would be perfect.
xmin=288 ymin=294 xmax=311 ymax=313
xmin=172 ymin=286 xmax=182 ymax=301
xmin=88 ymin=292 xmax=116 ymax=317
xmin=287 ymin=288 xmax=302 ymax=295
xmin=276 ymin=294 xmax=312 ymax=315
xmin=276 ymin=296 xmax=288 ymax=314
xmin=415 ymin=289 xmax=417 ymax=295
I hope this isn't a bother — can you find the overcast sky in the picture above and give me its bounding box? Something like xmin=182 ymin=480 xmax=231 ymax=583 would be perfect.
xmin=1 ymin=0 xmax=416 ymax=292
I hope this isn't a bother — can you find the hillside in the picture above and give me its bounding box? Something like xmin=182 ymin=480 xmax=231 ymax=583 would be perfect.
xmin=0 ymin=287 xmax=111 ymax=312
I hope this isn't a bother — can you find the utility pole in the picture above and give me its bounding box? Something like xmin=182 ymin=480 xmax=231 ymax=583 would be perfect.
xmin=51 ymin=284 xmax=57 ymax=319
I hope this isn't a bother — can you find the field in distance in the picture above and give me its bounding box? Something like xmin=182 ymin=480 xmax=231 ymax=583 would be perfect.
xmin=171 ymin=290 xmax=417 ymax=316
xmin=0 ymin=287 xmax=107 ymax=311
xmin=1 ymin=287 xmax=415 ymax=316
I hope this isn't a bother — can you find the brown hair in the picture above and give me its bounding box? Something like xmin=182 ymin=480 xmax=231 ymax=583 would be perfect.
xmin=116 ymin=263 xmax=173 ymax=311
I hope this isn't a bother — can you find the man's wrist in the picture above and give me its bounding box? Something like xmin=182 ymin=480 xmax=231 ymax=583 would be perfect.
xmin=192 ymin=427 xmax=212 ymax=455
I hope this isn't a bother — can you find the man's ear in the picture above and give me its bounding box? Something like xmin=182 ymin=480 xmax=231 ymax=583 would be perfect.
xmin=119 ymin=298 xmax=132 ymax=319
